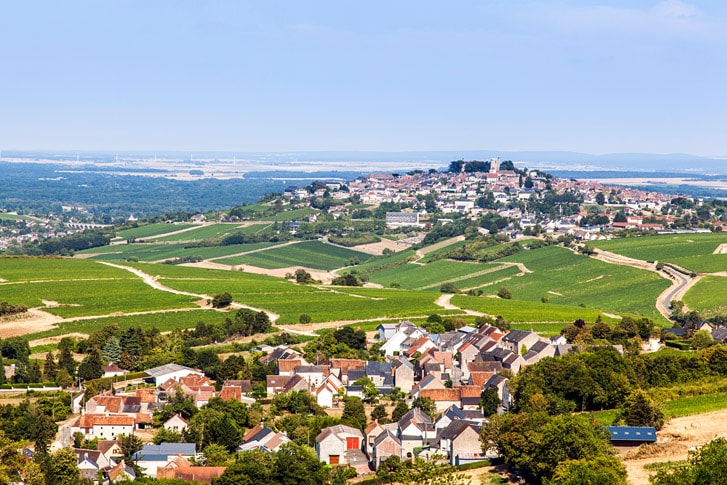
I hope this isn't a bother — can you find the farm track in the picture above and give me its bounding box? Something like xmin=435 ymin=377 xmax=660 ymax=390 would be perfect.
xmin=98 ymin=262 xmax=280 ymax=322
xmin=416 ymin=264 xmax=509 ymax=291
xmin=205 ymin=239 xmax=303 ymax=262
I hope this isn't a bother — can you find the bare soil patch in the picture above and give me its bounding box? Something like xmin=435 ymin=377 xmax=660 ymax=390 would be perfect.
xmin=585 ymin=274 xmax=607 ymax=283
xmin=714 ymin=243 xmax=727 ymax=255
xmin=349 ymin=238 xmax=411 ymax=255
xmin=622 ymin=409 xmax=727 ymax=484
xmin=0 ymin=308 xmax=62 ymax=338
xmin=547 ymin=290 xmax=563 ymax=296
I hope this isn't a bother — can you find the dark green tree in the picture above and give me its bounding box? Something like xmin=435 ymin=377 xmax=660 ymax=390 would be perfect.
xmin=620 ymin=389 xmax=665 ymax=430
xmin=391 ymin=400 xmax=410 ymax=422
xmin=480 ymin=388 xmax=500 ymax=416
xmin=341 ymin=396 xmax=367 ymax=431
xmin=77 ymin=348 xmax=104 ymax=381
xmin=46 ymin=447 xmax=80 ymax=485
xmin=651 ymin=437 xmax=727 ymax=485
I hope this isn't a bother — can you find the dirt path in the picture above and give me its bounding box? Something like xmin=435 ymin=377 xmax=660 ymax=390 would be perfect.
xmin=623 ymin=408 xmax=727 ymax=484
xmin=205 ymin=239 xmax=302 ymax=262
xmin=98 ymin=262 xmax=280 ymax=321
xmin=135 ymin=223 xmax=212 ymax=241
xmin=434 ymin=293 xmax=487 ymax=317
xmin=590 ymin=248 xmax=693 ymax=320
xmin=413 ymin=235 xmax=466 ymax=262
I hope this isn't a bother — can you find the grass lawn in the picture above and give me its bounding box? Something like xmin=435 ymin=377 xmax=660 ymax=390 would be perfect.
xmin=592 ymin=233 xmax=727 ymax=273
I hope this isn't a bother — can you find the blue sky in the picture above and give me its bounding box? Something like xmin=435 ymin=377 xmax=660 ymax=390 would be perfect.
xmin=1 ymin=1 xmax=726 ymax=155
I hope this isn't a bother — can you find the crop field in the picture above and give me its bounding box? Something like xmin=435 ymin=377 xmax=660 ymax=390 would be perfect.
xmin=0 ymin=277 xmax=198 ymax=318
xmin=239 ymin=287 xmax=443 ymax=324
xmin=266 ymin=208 xmax=318 ymax=222
xmin=114 ymin=223 xmax=196 ymax=240
xmin=683 ymin=276 xmax=727 ymax=316
xmin=77 ymin=242 xmax=279 ymax=262
xmin=0 ymin=257 xmax=134 ymax=281
xmin=153 ymin=223 xmax=269 ymax=242
xmin=449 ymin=265 xmax=523 ymax=290
xmin=476 ymin=246 xmax=669 ymax=321
xmin=591 ymin=233 xmax=727 ymax=273
xmin=26 ymin=309 xmax=231 ymax=341
xmin=366 ymin=260 xmax=509 ymax=290
xmin=509 ymin=323 xmax=568 ymax=337
xmin=354 ymin=249 xmax=417 ymax=273
xmin=452 ymin=294 xmax=624 ymax=324
xmin=216 ymin=241 xmax=372 ymax=270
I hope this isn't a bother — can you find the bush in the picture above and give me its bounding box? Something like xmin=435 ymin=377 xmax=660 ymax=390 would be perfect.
xmin=497 ymin=287 xmax=512 ymax=299
xmin=299 ymin=314 xmax=312 ymax=324
xmin=211 ymin=292 xmax=233 ymax=308
xmin=440 ymin=283 xmax=458 ymax=294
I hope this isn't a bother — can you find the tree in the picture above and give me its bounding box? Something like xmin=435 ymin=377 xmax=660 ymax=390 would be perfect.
xmin=411 ymin=397 xmax=437 ymax=420
xmin=294 ymin=269 xmax=314 ymax=284
xmin=54 ymin=369 xmax=73 ymax=389
xmin=77 ymin=348 xmax=104 ymax=381
xmin=0 ymin=354 xmax=5 ymax=385
xmin=274 ymin=442 xmax=329 ymax=485
xmin=545 ymin=455 xmax=627 ymax=484
xmin=33 ymin=414 xmax=57 ymax=456
xmin=42 ymin=352 xmax=57 ymax=381
xmin=371 ymin=404 xmax=390 ymax=424
xmin=620 ymin=389 xmax=665 ymax=430
xmin=0 ymin=430 xmax=24 ymax=484
xmin=480 ymin=388 xmax=500 ymax=416
xmin=102 ymin=336 xmax=121 ymax=364
xmin=651 ymin=437 xmax=727 ymax=485
xmin=212 ymin=292 xmax=233 ymax=308
xmin=341 ymin=396 xmax=367 ymax=431
xmin=203 ymin=443 xmax=231 ymax=466
xmin=152 ymin=428 xmax=183 ymax=445
xmin=497 ymin=287 xmax=512 ymax=299
xmin=595 ymin=192 xmax=606 ymax=205
xmin=57 ymin=338 xmax=76 ymax=376
xmin=440 ymin=283 xmax=458 ymax=294
xmin=120 ymin=433 xmax=144 ymax=463
xmin=47 ymin=447 xmax=80 ymax=485
xmin=691 ymin=329 xmax=714 ymax=350
xmin=391 ymin=400 xmax=410 ymax=422
xmin=299 ymin=314 xmax=312 ymax=324
xmin=214 ymin=449 xmax=274 ymax=485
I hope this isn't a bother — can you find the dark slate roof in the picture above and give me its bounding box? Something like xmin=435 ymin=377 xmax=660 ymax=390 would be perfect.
xmin=663 ymin=327 xmax=686 ymax=337
xmin=347 ymin=370 xmax=366 ymax=381
xmin=605 ymin=426 xmax=657 ymax=443
xmin=529 ymin=341 xmax=550 ymax=353
xmin=366 ymin=361 xmax=392 ymax=377
xmin=502 ymin=330 xmax=533 ymax=343
xmin=712 ymin=327 xmax=727 ymax=342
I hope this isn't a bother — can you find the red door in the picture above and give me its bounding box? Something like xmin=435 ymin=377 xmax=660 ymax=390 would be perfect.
xmin=330 ymin=455 xmax=340 ymax=465
xmin=346 ymin=437 xmax=359 ymax=450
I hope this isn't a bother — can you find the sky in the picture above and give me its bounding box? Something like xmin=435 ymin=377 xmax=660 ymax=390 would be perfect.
xmin=1 ymin=0 xmax=726 ymax=156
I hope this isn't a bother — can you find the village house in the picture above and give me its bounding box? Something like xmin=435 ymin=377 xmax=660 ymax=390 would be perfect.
xmin=315 ymin=424 xmax=369 ymax=474
xmin=133 ymin=442 xmax=196 ymax=478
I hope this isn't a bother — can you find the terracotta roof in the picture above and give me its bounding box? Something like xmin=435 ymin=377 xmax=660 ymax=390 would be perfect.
xmin=420 ymin=388 xmax=461 ymax=402
xmin=135 ymin=388 xmax=158 ymax=403
xmin=277 ymin=358 xmax=304 ymax=373
xmin=329 ymin=358 xmax=366 ymax=375
xmin=460 ymin=386 xmax=482 ymax=398
xmin=74 ymin=414 xmax=135 ymax=428
xmin=218 ymin=386 xmax=241 ymax=402
xmin=96 ymin=440 xmax=121 ymax=456
xmin=469 ymin=371 xmax=495 ymax=388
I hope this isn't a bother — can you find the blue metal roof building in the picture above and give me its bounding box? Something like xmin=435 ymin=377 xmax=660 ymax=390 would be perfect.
xmin=605 ymin=426 xmax=657 ymax=445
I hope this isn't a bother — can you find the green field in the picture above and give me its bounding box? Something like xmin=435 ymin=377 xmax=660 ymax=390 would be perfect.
xmin=153 ymin=223 xmax=269 ymax=242
xmin=367 ymin=259 xmax=512 ymax=290
xmin=452 ymin=294 xmax=624 ymax=324
xmin=0 ymin=257 xmax=134 ymax=281
xmin=27 ymin=310 xmax=232 ymax=341
xmin=472 ymin=246 xmax=669 ymax=321
xmin=0 ymin=277 xmax=198 ymax=318
xmin=592 ymin=233 xmax=727 ymax=273
xmin=216 ymin=240 xmax=372 ymax=270
xmin=266 ymin=208 xmax=318 ymax=222
xmin=114 ymin=223 xmax=197 ymax=240
xmin=355 ymin=249 xmax=417 ymax=273
xmin=77 ymin=241 xmax=278 ymax=262
xmin=683 ymin=276 xmax=727 ymax=317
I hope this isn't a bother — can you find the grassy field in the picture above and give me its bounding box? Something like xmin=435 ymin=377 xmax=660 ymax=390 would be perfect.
xmin=114 ymin=223 xmax=197 ymax=240
xmin=366 ymin=260 xmax=511 ymax=290
xmin=473 ymin=246 xmax=669 ymax=321
xmin=153 ymin=223 xmax=269 ymax=242
xmin=355 ymin=249 xmax=417 ymax=273
xmin=452 ymin=294 xmax=625 ymax=324
xmin=0 ymin=257 xmax=134 ymax=281
xmin=683 ymin=276 xmax=727 ymax=317
xmin=266 ymin=208 xmax=319 ymax=222
xmin=592 ymin=233 xmax=727 ymax=273
xmin=216 ymin=241 xmax=372 ymax=270
xmin=77 ymin=242 xmax=279 ymax=262
xmin=26 ymin=310 xmax=231 ymax=341
xmin=0 ymin=278 xmax=199 ymax=317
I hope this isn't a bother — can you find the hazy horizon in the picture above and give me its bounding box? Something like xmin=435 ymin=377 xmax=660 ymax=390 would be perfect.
xmin=2 ymin=1 xmax=726 ymax=156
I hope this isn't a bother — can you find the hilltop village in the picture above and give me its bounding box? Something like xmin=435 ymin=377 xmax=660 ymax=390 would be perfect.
xmin=0 ymin=158 xmax=726 ymax=485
